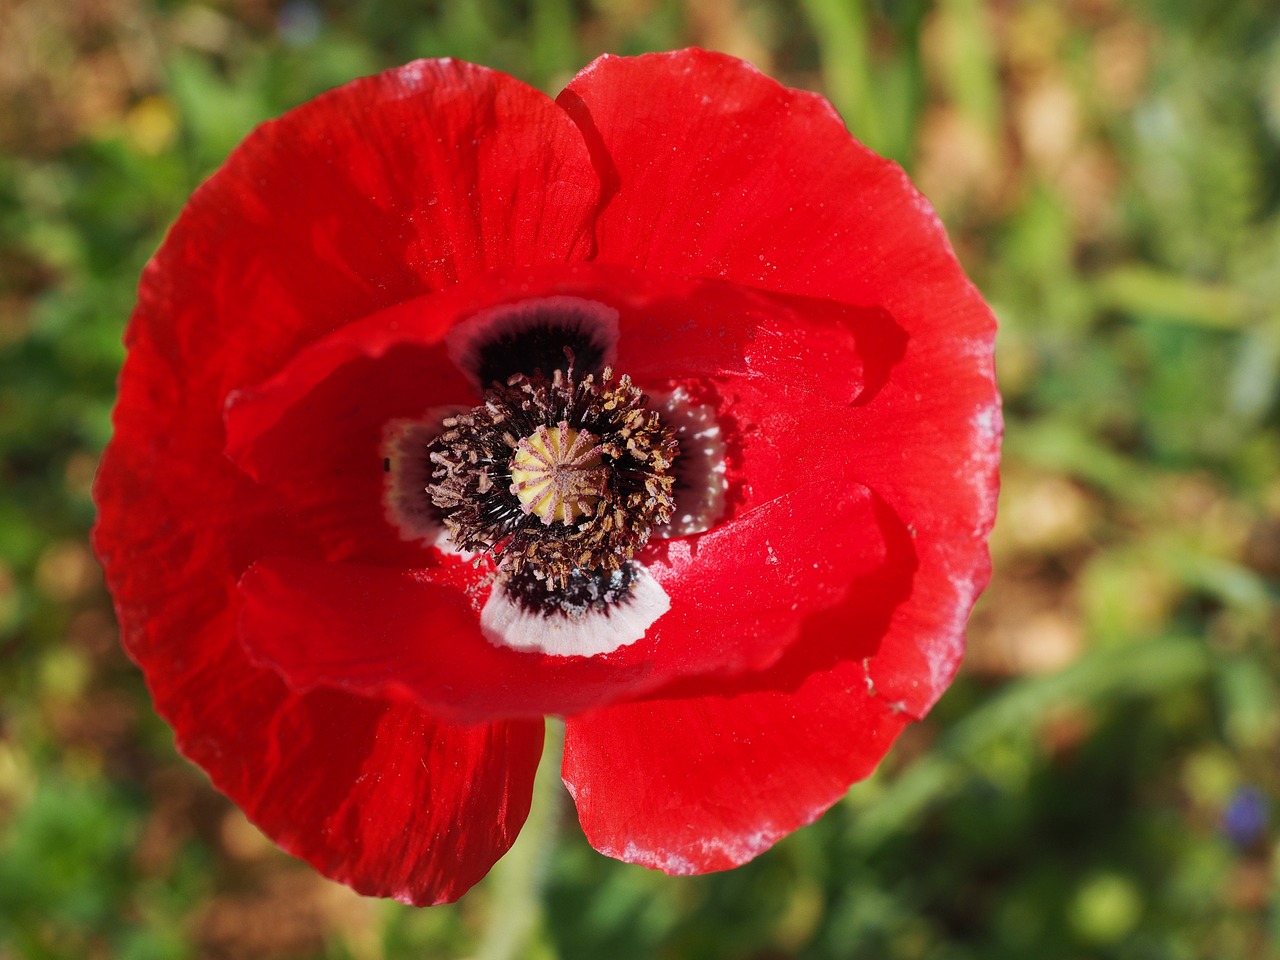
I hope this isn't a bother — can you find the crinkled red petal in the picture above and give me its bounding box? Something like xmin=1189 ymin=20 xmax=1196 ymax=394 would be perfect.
xmin=92 ymin=59 xmax=597 ymax=903
xmin=562 ymin=644 xmax=911 ymax=874
xmin=224 ymin=264 xmax=896 ymax=720
xmin=223 ymin=292 xmax=476 ymax=569
xmin=561 ymin=48 xmax=1001 ymax=717
xmin=564 ymin=492 xmax=918 ymax=873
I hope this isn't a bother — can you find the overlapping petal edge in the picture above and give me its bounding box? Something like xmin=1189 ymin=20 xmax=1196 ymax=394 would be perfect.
xmin=93 ymin=49 xmax=1000 ymax=904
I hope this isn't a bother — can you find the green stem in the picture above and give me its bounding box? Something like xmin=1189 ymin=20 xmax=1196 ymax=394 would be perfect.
xmin=476 ymin=719 xmax=565 ymax=960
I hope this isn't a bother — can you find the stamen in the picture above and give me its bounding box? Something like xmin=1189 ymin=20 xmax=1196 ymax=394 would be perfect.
xmin=425 ymin=363 xmax=678 ymax=587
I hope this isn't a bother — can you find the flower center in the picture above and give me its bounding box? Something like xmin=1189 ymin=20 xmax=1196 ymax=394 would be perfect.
xmin=509 ymin=423 xmax=608 ymax=525
xmin=426 ymin=364 xmax=677 ymax=587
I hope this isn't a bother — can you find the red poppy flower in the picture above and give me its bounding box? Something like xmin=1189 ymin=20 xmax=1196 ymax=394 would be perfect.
xmin=93 ymin=49 xmax=1000 ymax=905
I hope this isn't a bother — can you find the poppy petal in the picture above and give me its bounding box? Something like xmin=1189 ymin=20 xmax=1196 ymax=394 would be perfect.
xmin=562 ymin=649 xmax=910 ymax=874
xmin=199 ymin=669 xmax=544 ymax=906
xmin=561 ymin=49 xmax=1000 ymax=715
xmin=96 ymin=437 xmax=542 ymax=907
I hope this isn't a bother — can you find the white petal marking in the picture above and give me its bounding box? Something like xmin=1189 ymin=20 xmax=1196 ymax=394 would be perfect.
xmin=652 ymin=386 xmax=728 ymax=538
xmin=481 ymin=565 xmax=670 ymax=658
xmin=381 ymin=406 xmax=467 ymax=552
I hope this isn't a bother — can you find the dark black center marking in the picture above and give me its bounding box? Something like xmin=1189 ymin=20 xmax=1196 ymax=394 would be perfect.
xmin=448 ymin=298 xmax=620 ymax=390
xmin=503 ymin=563 xmax=638 ymax=619
xmin=475 ymin=314 xmax=609 ymax=387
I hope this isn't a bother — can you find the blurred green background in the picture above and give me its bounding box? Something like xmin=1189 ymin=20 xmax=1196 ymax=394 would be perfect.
xmin=2 ymin=0 xmax=1279 ymax=957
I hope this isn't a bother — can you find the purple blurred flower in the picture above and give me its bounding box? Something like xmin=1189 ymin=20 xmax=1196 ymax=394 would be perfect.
xmin=1222 ymin=786 xmax=1269 ymax=848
